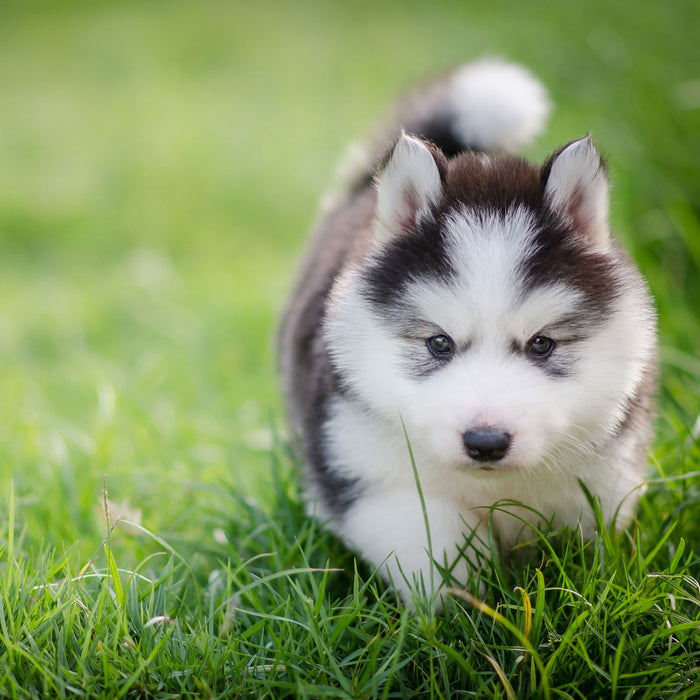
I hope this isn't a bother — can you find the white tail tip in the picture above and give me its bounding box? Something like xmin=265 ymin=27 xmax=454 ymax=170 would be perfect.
xmin=448 ymin=59 xmax=551 ymax=152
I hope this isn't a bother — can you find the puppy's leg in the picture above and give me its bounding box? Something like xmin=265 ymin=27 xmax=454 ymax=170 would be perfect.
xmin=340 ymin=491 xmax=484 ymax=604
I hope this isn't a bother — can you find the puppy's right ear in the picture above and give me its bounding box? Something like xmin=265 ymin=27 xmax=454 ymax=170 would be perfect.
xmin=374 ymin=132 xmax=445 ymax=244
xmin=543 ymin=135 xmax=610 ymax=249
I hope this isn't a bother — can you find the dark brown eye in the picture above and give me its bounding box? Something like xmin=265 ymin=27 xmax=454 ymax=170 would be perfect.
xmin=528 ymin=335 xmax=555 ymax=358
xmin=426 ymin=334 xmax=453 ymax=357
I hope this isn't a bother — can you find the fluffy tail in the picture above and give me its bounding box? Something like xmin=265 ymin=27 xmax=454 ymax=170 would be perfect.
xmin=397 ymin=58 xmax=551 ymax=154
xmin=332 ymin=59 xmax=550 ymax=198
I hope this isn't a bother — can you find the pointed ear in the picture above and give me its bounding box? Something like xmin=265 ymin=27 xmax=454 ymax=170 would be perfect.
xmin=543 ymin=135 xmax=610 ymax=249
xmin=374 ymin=133 xmax=444 ymax=244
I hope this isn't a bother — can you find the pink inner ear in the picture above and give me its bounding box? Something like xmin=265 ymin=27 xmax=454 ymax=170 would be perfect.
xmin=398 ymin=183 xmax=420 ymax=231
xmin=569 ymin=181 xmax=609 ymax=247
xmin=568 ymin=186 xmax=589 ymax=232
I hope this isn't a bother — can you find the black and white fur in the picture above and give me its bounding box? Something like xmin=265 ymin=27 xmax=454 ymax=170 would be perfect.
xmin=279 ymin=59 xmax=656 ymax=603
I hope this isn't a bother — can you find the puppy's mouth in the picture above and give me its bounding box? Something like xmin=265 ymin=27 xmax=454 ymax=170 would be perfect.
xmin=462 ymin=461 xmax=518 ymax=475
xmin=456 ymin=462 xmax=499 ymax=473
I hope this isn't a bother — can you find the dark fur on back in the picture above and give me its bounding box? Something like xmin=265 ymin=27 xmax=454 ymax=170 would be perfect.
xmin=278 ymin=186 xmax=377 ymax=509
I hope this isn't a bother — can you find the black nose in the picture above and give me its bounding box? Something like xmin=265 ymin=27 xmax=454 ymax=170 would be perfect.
xmin=463 ymin=428 xmax=511 ymax=462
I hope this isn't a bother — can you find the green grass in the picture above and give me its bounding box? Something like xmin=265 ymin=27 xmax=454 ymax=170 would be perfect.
xmin=0 ymin=0 xmax=698 ymax=696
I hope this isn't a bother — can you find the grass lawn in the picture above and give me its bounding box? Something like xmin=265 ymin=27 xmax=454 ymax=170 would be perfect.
xmin=0 ymin=0 xmax=698 ymax=696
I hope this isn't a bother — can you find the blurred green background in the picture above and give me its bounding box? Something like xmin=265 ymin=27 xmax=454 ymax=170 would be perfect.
xmin=1 ymin=0 xmax=698 ymax=560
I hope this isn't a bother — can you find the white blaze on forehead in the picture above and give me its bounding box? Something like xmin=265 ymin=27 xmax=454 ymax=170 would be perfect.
xmin=402 ymin=206 xmax=583 ymax=340
xmin=443 ymin=205 xmax=539 ymax=293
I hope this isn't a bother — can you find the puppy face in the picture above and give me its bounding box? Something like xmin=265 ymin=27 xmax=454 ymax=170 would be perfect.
xmin=324 ymin=139 xmax=655 ymax=477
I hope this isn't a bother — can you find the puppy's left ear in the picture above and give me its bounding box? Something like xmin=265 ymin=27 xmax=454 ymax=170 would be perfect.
xmin=543 ymin=135 xmax=610 ymax=249
xmin=374 ymin=132 xmax=445 ymax=245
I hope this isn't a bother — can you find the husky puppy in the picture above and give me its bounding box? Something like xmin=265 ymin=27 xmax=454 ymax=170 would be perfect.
xmin=279 ymin=59 xmax=656 ymax=603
